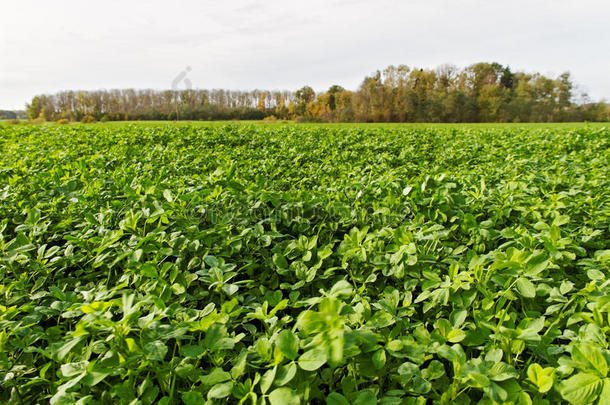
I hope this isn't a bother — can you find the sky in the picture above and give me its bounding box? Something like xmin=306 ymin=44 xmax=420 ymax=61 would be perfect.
xmin=1 ymin=0 xmax=609 ymax=110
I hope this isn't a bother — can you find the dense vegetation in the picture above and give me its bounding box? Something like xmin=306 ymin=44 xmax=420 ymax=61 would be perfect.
xmin=1 ymin=122 xmax=609 ymax=405
xmin=0 ymin=110 xmax=25 ymax=120
xmin=26 ymin=63 xmax=609 ymax=123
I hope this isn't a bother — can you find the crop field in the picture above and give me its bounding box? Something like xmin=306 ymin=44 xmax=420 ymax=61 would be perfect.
xmin=1 ymin=122 xmax=610 ymax=404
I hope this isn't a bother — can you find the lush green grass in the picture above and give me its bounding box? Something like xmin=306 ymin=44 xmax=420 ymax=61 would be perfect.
xmin=1 ymin=123 xmax=609 ymax=404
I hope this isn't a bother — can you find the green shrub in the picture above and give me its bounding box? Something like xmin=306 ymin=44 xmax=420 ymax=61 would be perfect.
xmin=80 ymin=115 xmax=96 ymax=123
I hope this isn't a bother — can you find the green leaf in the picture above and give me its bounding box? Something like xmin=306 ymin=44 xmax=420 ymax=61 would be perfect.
xmin=329 ymin=280 xmax=353 ymax=298
xmin=318 ymin=246 xmax=333 ymax=260
xmin=273 ymin=253 xmax=288 ymax=269
xmin=275 ymin=363 xmax=297 ymax=386
xmin=143 ymin=341 xmax=168 ymax=361
xmin=447 ymin=329 xmax=466 ymax=343
xmin=517 ymin=392 xmax=533 ymax=405
xmin=60 ymin=361 xmax=88 ymax=378
xmin=200 ymin=368 xmax=232 ymax=386
xmin=277 ymin=330 xmax=299 ymax=360
xmin=489 ymin=362 xmax=518 ymax=381
xmin=485 ymin=348 xmax=503 ymax=363
xmin=598 ymin=379 xmax=610 ymax=405
xmin=527 ymin=363 xmax=555 ymax=393
xmin=421 ymin=361 xmax=445 ymax=381
xmin=559 ymin=373 xmax=603 ymax=405
xmin=207 ymin=381 xmax=233 ymax=399
xmin=222 ymin=283 xmax=239 ymax=296
xmin=354 ymin=389 xmax=377 ymax=405
xmin=484 ymin=381 xmax=508 ymax=403
xmin=465 ymin=372 xmax=490 ymax=388
xmin=437 ymin=344 xmax=466 ymax=364
xmin=204 ymin=323 xmax=229 ymax=351
xmin=182 ymin=391 xmax=204 ymax=405
xmin=230 ymin=351 xmax=247 ymax=379
xmin=372 ymin=348 xmax=386 ymax=369
xmin=587 ymin=269 xmax=605 ymax=281
xmin=81 ymin=301 xmax=110 ymax=314
xmin=298 ymin=347 xmax=327 ymax=371
xmin=572 ymin=343 xmax=608 ymax=377
xmin=260 ymin=366 xmax=277 ymax=394
xmin=82 ymin=363 xmax=112 ymax=387
xmin=180 ymin=344 xmax=205 ymax=358
xmin=327 ymin=392 xmax=350 ymax=405
xmin=56 ymin=337 xmax=85 ymax=361
xmin=515 ymin=277 xmax=536 ymax=298
xmin=268 ymin=387 xmax=300 ymax=405
xmin=413 ymin=376 xmax=432 ymax=394
xmin=525 ymin=252 xmax=549 ymax=276
xmin=140 ymin=262 xmax=158 ymax=278
xmin=367 ymin=311 xmax=395 ymax=328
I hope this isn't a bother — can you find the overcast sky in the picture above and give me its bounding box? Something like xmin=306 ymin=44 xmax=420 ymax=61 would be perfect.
xmin=1 ymin=0 xmax=608 ymax=109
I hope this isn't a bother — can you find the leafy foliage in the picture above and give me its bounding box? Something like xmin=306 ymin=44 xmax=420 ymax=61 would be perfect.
xmin=0 ymin=123 xmax=609 ymax=404
xmin=23 ymin=63 xmax=610 ymax=123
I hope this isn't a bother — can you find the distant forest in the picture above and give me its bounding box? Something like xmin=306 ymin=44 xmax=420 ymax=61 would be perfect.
xmin=26 ymin=62 xmax=609 ymax=123
xmin=0 ymin=110 xmax=25 ymax=120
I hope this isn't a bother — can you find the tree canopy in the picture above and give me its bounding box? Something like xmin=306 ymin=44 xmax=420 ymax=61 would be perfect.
xmin=25 ymin=63 xmax=609 ymax=123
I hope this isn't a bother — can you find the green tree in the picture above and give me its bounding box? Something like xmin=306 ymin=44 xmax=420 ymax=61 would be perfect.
xmin=294 ymin=86 xmax=315 ymax=118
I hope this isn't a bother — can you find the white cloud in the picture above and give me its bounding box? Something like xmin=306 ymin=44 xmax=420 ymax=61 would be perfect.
xmin=1 ymin=0 xmax=608 ymax=109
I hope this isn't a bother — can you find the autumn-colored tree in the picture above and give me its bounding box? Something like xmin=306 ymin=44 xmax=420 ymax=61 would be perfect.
xmin=24 ymin=63 xmax=607 ymax=123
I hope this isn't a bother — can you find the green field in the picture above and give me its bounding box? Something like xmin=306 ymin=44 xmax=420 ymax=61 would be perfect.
xmin=3 ymin=120 xmax=610 ymax=129
xmin=1 ymin=123 xmax=609 ymax=404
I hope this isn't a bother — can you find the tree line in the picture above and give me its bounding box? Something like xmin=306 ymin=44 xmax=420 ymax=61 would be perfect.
xmin=0 ymin=110 xmax=26 ymax=120
xmin=26 ymin=62 xmax=609 ymax=123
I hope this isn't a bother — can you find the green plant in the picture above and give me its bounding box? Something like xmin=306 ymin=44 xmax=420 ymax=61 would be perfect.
xmin=0 ymin=122 xmax=608 ymax=404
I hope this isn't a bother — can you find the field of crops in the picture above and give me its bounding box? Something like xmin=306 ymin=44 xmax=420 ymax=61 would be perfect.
xmin=1 ymin=122 xmax=609 ymax=404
